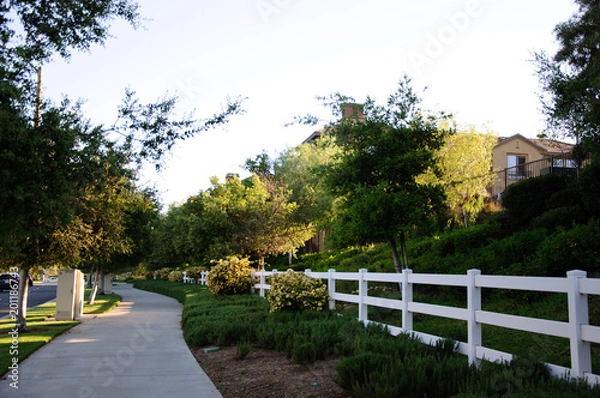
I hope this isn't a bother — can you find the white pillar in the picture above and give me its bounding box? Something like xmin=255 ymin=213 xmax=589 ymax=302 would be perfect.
xmin=259 ymin=269 xmax=266 ymax=298
xmin=358 ymin=268 xmax=368 ymax=323
xmin=328 ymin=269 xmax=336 ymax=311
xmin=567 ymin=270 xmax=592 ymax=378
xmin=467 ymin=269 xmax=482 ymax=366
xmin=402 ymin=268 xmax=413 ymax=332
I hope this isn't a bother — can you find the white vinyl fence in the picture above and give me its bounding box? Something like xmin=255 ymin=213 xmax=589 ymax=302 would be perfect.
xmin=253 ymin=268 xmax=600 ymax=385
xmin=182 ymin=270 xmax=209 ymax=285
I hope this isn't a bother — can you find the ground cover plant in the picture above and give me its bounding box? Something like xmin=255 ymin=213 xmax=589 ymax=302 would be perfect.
xmin=0 ymin=289 xmax=120 ymax=377
xmin=134 ymin=279 xmax=600 ymax=397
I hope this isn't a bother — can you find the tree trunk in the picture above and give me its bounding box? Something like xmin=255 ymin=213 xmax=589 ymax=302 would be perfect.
xmin=87 ymin=264 xmax=95 ymax=288
xmin=461 ymin=207 xmax=469 ymax=228
xmin=16 ymin=266 xmax=31 ymax=332
xmin=88 ymin=268 xmax=99 ymax=305
xmin=390 ymin=238 xmax=402 ymax=273
xmin=399 ymin=231 xmax=409 ymax=269
xmin=99 ymin=266 xmax=105 ymax=295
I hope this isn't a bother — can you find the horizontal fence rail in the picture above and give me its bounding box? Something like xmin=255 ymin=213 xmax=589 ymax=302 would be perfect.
xmin=252 ymin=268 xmax=600 ymax=385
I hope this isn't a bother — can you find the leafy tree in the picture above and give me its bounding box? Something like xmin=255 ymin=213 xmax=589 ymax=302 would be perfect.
xmin=274 ymin=135 xmax=341 ymax=232
xmin=418 ymin=125 xmax=497 ymax=227
xmin=147 ymin=192 xmax=229 ymax=270
xmin=298 ymin=77 xmax=451 ymax=271
xmin=0 ymin=100 xmax=100 ymax=329
xmin=204 ymin=175 xmax=314 ymax=268
xmin=535 ymin=0 xmax=600 ymax=156
xmin=244 ymin=151 xmax=274 ymax=177
xmin=110 ymin=188 xmax=162 ymax=272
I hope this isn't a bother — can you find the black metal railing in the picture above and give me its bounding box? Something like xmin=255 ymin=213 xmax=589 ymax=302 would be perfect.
xmin=491 ymin=157 xmax=579 ymax=197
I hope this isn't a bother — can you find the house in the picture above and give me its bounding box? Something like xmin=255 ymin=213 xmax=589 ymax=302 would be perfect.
xmin=490 ymin=134 xmax=575 ymax=197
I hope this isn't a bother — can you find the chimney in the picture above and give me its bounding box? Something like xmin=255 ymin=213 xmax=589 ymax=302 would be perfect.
xmin=341 ymin=103 xmax=365 ymax=121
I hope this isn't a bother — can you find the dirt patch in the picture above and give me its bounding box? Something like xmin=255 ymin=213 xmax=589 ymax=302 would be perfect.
xmin=192 ymin=346 xmax=352 ymax=398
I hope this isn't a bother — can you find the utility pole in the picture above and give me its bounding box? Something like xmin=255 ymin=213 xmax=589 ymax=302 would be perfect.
xmin=35 ymin=66 xmax=42 ymax=127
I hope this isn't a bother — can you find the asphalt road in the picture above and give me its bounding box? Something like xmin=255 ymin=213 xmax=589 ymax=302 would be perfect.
xmin=0 ymin=283 xmax=57 ymax=319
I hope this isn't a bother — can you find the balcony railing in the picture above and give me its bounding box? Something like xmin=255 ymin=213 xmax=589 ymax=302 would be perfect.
xmin=490 ymin=157 xmax=579 ymax=197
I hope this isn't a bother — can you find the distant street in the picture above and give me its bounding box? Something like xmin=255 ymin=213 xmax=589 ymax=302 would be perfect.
xmin=0 ymin=282 xmax=57 ymax=319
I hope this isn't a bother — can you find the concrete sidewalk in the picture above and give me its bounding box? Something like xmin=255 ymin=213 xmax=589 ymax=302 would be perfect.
xmin=0 ymin=284 xmax=222 ymax=398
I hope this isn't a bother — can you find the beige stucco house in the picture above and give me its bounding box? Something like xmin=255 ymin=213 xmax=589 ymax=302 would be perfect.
xmin=490 ymin=134 xmax=575 ymax=197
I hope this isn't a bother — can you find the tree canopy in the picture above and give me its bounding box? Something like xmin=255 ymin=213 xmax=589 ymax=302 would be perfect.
xmin=151 ymin=175 xmax=315 ymax=269
xmin=418 ymin=124 xmax=497 ymax=227
xmin=535 ymin=0 xmax=600 ymax=156
xmin=306 ymin=77 xmax=452 ymax=271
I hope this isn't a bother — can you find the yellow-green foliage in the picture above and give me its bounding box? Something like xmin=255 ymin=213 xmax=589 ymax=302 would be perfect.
xmin=155 ymin=267 xmax=171 ymax=280
xmin=206 ymin=256 xmax=253 ymax=296
xmin=268 ymin=270 xmax=329 ymax=313
xmin=168 ymin=270 xmax=183 ymax=282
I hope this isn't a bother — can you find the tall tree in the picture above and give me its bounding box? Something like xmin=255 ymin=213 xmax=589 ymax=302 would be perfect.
xmin=274 ymin=136 xmax=341 ymax=232
xmin=203 ymin=175 xmax=314 ymax=268
xmin=535 ymin=0 xmax=600 ymax=157
xmin=299 ymin=77 xmax=451 ymax=271
xmin=418 ymin=125 xmax=497 ymax=227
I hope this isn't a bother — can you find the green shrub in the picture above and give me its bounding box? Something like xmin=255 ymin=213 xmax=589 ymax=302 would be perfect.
xmin=267 ymin=270 xmax=329 ymax=313
xmin=474 ymin=229 xmax=548 ymax=275
xmin=155 ymin=267 xmax=171 ymax=281
xmin=578 ymin=161 xmax=600 ymax=218
xmin=206 ymin=256 xmax=254 ymax=296
xmin=144 ymin=271 xmax=154 ymax=280
xmin=547 ymin=187 xmax=581 ymax=209
xmin=430 ymin=223 xmax=502 ymax=257
xmin=168 ymin=270 xmax=183 ymax=283
xmin=236 ymin=341 xmax=252 ymax=360
xmin=530 ymin=205 xmax=587 ymax=231
xmin=531 ymin=220 xmax=600 ymax=277
xmin=336 ymin=349 xmax=472 ymax=397
xmin=502 ymin=174 xmax=568 ymax=228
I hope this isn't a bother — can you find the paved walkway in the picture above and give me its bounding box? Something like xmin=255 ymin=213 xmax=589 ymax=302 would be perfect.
xmin=0 ymin=284 xmax=222 ymax=398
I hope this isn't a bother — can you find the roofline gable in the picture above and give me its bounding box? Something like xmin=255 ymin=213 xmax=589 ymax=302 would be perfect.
xmin=495 ymin=134 xmax=573 ymax=155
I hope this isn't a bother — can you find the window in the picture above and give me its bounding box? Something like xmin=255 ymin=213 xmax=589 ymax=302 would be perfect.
xmin=552 ymin=158 xmax=576 ymax=168
xmin=507 ymin=155 xmax=527 ymax=179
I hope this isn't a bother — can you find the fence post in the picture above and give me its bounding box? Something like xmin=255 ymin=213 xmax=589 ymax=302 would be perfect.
xmin=358 ymin=268 xmax=368 ymax=323
xmin=402 ymin=268 xmax=413 ymax=332
xmin=467 ymin=269 xmax=482 ymax=366
xmin=259 ymin=269 xmax=266 ymax=298
xmin=567 ymin=270 xmax=592 ymax=379
xmin=328 ymin=269 xmax=336 ymax=311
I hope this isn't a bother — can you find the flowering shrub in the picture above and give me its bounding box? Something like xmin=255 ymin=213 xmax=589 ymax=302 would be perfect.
xmin=268 ymin=270 xmax=329 ymax=313
xmin=155 ymin=267 xmax=171 ymax=281
xmin=168 ymin=271 xmax=183 ymax=283
xmin=206 ymin=256 xmax=253 ymax=296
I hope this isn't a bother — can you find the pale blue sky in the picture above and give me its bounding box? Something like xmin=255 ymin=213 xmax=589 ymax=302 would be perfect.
xmin=43 ymin=0 xmax=579 ymax=206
